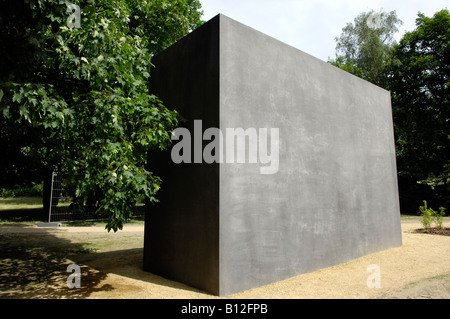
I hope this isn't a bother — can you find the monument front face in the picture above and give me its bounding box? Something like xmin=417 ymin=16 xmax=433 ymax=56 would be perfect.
xmin=144 ymin=14 xmax=402 ymax=296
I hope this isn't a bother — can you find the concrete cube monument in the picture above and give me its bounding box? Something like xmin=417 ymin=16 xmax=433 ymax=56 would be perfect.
xmin=143 ymin=14 xmax=402 ymax=296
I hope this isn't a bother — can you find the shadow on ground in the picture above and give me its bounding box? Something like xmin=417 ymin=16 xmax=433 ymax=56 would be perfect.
xmin=74 ymin=248 xmax=210 ymax=297
xmin=0 ymin=224 xmax=208 ymax=298
xmin=0 ymin=224 xmax=113 ymax=298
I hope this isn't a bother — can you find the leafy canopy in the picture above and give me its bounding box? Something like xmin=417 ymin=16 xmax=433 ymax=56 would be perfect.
xmin=388 ymin=9 xmax=449 ymax=193
xmin=0 ymin=0 xmax=204 ymax=231
xmin=329 ymin=9 xmax=403 ymax=87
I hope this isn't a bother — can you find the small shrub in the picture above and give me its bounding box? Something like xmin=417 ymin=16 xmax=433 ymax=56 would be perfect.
xmin=418 ymin=200 xmax=433 ymax=232
xmin=1 ymin=188 xmax=16 ymax=198
xmin=13 ymin=183 xmax=44 ymax=197
xmin=0 ymin=183 xmax=43 ymax=198
xmin=435 ymin=207 xmax=446 ymax=229
xmin=418 ymin=200 xmax=447 ymax=231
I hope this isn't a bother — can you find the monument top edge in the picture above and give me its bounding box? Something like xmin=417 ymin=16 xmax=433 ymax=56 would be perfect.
xmin=155 ymin=13 xmax=390 ymax=94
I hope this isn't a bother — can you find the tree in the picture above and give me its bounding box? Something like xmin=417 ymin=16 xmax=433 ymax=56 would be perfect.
xmin=388 ymin=9 xmax=449 ymax=212
xmin=329 ymin=9 xmax=403 ymax=87
xmin=0 ymin=0 xmax=204 ymax=231
xmin=0 ymin=117 xmax=46 ymax=190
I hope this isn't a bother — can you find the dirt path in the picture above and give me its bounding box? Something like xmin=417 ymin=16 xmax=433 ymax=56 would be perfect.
xmin=1 ymin=220 xmax=449 ymax=299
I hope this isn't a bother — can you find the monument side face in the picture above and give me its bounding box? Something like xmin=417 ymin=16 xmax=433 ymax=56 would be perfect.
xmin=143 ymin=16 xmax=220 ymax=295
xmin=218 ymin=15 xmax=402 ymax=296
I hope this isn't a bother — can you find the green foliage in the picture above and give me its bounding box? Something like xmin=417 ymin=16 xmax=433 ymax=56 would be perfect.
xmin=329 ymin=9 xmax=403 ymax=87
xmin=389 ymin=9 xmax=449 ymax=178
xmin=418 ymin=200 xmax=447 ymax=231
xmin=418 ymin=200 xmax=433 ymax=231
xmin=388 ymin=9 xmax=450 ymax=212
xmin=435 ymin=206 xmax=446 ymax=229
xmin=1 ymin=189 xmax=16 ymax=198
xmin=0 ymin=0 xmax=204 ymax=231
xmin=0 ymin=183 xmax=44 ymax=198
xmin=328 ymin=56 xmax=364 ymax=78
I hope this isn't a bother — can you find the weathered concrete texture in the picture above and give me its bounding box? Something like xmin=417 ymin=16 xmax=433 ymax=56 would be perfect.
xmin=143 ymin=14 xmax=402 ymax=296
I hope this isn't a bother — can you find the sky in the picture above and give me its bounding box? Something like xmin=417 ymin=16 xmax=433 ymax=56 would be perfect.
xmin=198 ymin=0 xmax=449 ymax=62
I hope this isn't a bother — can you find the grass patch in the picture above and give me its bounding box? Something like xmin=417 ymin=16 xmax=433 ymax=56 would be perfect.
xmin=0 ymin=196 xmax=145 ymax=225
xmin=0 ymin=197 xmax=45 ymax=223
xmin=0 ymin=197 xmax=43 ymax=211
xmin=59 ymin=218 xmax=144 ymax=228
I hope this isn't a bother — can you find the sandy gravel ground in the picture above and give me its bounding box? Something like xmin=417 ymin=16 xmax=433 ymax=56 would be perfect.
xmin=1 ymin=220 xmax=449 ymax=299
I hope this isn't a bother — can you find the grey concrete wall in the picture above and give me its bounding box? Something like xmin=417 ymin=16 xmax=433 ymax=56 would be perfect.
xmin=144 ymin=14 xmax=402 ymax=297
xmin=218 ymin=15 xmax=402 ymax=296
